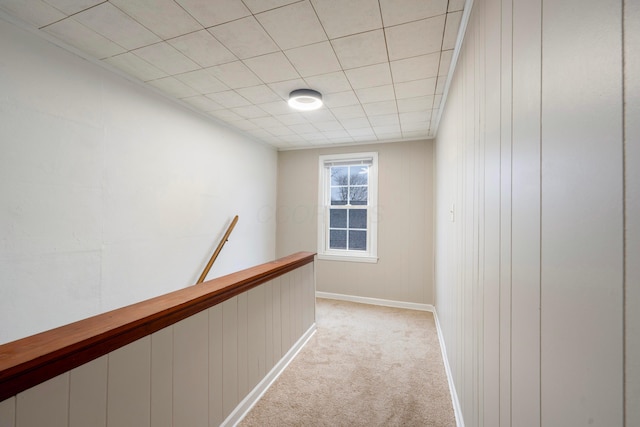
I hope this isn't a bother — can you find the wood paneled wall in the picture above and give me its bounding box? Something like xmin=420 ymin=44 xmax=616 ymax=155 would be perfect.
xmin=0 ymin=263 xmax=315 ymax=427
xmin=434 ymin=0 xmax=634 ymax=425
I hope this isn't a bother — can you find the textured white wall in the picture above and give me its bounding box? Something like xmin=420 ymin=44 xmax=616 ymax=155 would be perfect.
xmin=434 ymin=0 xmax=631 ymax=425
xmin=0 ymin=16 xmax=277 ymax=344
xmin=276 ymin=140 xmax=434 ymax=305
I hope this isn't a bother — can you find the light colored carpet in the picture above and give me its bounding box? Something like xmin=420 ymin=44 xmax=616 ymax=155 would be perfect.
xmin=239 ymin=298 xmax=456 ymax=427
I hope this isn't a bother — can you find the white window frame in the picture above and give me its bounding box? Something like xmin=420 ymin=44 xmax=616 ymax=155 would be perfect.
xmin=317 ymin=152 xmax=378 ymax=263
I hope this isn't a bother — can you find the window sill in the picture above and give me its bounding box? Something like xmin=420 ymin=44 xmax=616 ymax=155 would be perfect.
xmin=317 ymin=253 xmax=378 ymax=264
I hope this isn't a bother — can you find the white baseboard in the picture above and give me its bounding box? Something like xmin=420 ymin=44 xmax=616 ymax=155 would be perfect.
xmin=224 ymin=323 xmax=317 ymax=427
xmin=316 ymin=291 xmax=434 ymax=312
xmin=432 ymin=309 xmax=465 ymax=427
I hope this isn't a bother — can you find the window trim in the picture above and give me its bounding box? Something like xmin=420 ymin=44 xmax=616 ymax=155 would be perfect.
xmin=317 ymin=152 xmax=378 ymax=263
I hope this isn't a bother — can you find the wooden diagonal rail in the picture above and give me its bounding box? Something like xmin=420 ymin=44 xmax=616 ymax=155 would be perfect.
xmin=197 ymin=215 xmax=239 ymax=284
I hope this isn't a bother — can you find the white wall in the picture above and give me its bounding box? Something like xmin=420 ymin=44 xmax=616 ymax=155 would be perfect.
xmin=276 ymin=140 xmax=434 ymax=305
xmin=434 ymin=0 xmax=634 ymax=425
xmin=0 ymin=16 xmax=277 ymax=345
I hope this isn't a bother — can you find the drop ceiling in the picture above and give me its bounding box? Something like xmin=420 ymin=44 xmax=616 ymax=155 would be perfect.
xmin=0 ymin=0 xmax=466 ymax=149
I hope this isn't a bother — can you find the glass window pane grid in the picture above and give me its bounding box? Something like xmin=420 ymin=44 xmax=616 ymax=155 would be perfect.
xmin=328 ymin=206 xmax=367 ymax=251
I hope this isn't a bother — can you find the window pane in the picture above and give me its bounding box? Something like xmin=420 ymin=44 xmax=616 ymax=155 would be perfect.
xmin=330 ymin=230 xmax=347 ymax=249
xmin=330 ymin=209 xmax=347 ymax=228
xmin=349 ymin=187 xmax=368 ymax=205
xmin=331 ymin=187 xmax=348 ymax=205
xmin=348 ymin=230 xmax=366 ymax=250
xmin=349 ymin=209 xmax=367 ymax=229
xmin=331 ymin=166 xmax=348 ymax=186
xmin=350 ymin=166 xmax=368 ymax=185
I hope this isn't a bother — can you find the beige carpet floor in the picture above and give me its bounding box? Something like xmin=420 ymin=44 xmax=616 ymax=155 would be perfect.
xmin=239 ymin=298 xmax=456 ymax=427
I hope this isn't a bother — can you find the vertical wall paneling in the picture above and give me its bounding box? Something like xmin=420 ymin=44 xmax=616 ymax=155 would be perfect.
xmin=248 ymin=285 xmax=267 ymax=389
xmin=107 ymin=337 xmax=151 ymax=427
xmin=16 ymin=374 xmax=69 ymax=427
xmin=280 ymin=273 xmax=292 ymax=353
xmin=151 ymin=327 xmax=173 ymax=427
xmin=272 ymin=276 xmax=283 ymax=362
xmin=263 ymin=280 xmax=275 ymax=371
xmin=482 ymin=0 xmax=502 ymax=424
xmin=69 ymin=356 xmax=108 ymax=427
xmin=222 ymin=296 xmax=239 ymax=418
xmin=0 ymin=397 xmax=15 ymax=427
xmin=209 ymin=304 xmax=224 ymax=426
xmin=173 ymin=311 xmax=208 ymax=427
xmin=511 ymin=0 xmax=542 ymax=424
xmin=541 ymin=0 xmax=624 ymax=425
xmin=624 ymin=2 xmax=640 ymax=426
xmin=237 ymin=292 xmax=249 ymax=398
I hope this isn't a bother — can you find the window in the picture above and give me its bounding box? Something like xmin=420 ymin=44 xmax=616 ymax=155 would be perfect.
xmin=318 ymin=152 xmax=378 ymax=263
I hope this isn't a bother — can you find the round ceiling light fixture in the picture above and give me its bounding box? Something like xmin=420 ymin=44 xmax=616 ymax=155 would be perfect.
xmin=288 ymin=89 xmax=323 ymax=111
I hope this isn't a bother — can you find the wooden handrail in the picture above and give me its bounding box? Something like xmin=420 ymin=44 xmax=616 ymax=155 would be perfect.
xmin=0 ymin=251 xmax=315 ymax=402
xmin=197 ymin=215 xmax=239 ymax=284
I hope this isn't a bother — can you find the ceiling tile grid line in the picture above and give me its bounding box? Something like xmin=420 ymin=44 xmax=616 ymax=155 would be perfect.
xmin=0 ymin=0 xmax=468 ymax=149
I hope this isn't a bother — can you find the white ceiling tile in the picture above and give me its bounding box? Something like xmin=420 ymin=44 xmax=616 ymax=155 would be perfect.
xmin=436 ymin=76 xmax=447 ymax=94
xmin=347 ymin=127 xmax=375 ymax=138
xmin=208 ymin=61 xmax=262 ymax=89
xmin=266 ymin=126 xmax=296 ymax=136
xmin=256 ymin=1 xmax=326 ymax=50
xmin=73 ymin=2 xmax=161 ymax=50
xmin=1 ymin=0 xmax=66 ymax=27
xmin=323 ymin=90 xmax=359 ymax=108
xmin=329 ymin=136 xmax=355 ymax=143
xmin=104 ymin=52 xmax=167 ymax=81
xmin=448 ymin=0 xmax=466 ymax=12
xmin=340 ymin=117 xmax=370 ymax=129
xmin=355 ymin=85 xmax=395 ymax=103
xmin=331 ymin=104 xmax=366 ymax=120
xmin=368 ymin=113 xmax=399 ymax=126
xmin=390 ymin=53 xmax=440 ymax=83
xmin=314 ymin=121 xmax=344 ymax=131
xmin=231 ymin=105 xmax=270 ymax=119
xmin=323 ymin=130 xmax=351 ymax=139
xmin=285 ymin=42 xmax=341 ymax=78
xmin=439 ymin=50 xmax=453 ymax=76
xmin=311 ymin=0 xmax=382 ymax=39
xmin=257 ymin=100 xmax=292 ymax=115
xmin=290 ymin=123 xmax=318 ymax=134
xmin=331 ymin=29 xmax=388 ymax=70
xmin=133 ymin=42 xmax=200 ymax=75
xmin=302 ymin=133 xmax=330 ymax=143
xmin=236 ymin=85 xmax=281 ymax=104
xmin=175 ymin=68 xmax=229 ymax=93
xmin=147 ymin=76 xmax=199 ymax=98
xmin=373 ymin=124 xmax=401 ymax=134
xmin=110 ymin=0 xmax=202 ymax=39
xmin=267 ymin=78 xmax=308 ymax=99
xmin=243 ymin=52 xmax=300 ymax=83
xmin=395 ymin=77 xmax=437 ymax=99
xmin=345 ymin=63 xmax=392 ymax=89
xmin=385 ymin=15 xmax=445 ymax=61
xmin=209 ymin=109 xmax=243 ymax=121
xmin=182 ymin=95 xmax=224 ymax=111
xmin=174 ymin=0 xmax=250 ymax=27
xmin=43 ymin=18 xmax=126 ymax=59
xmin=208 ymin=16 xmax=279 ymax=59
xmin=402 ymin=122 xmax=430 ymax=132
xmin=400 ymin=111 xmax=431 ymax=123
xmin=397 ymin=96 xmax=434 ymax=113
xmin=402 ymin=129 xmax=430 ymax=138
xmin=232 ymin=119 xmax=260 ymax=131
xmin=302 ymin=109 xmax=335 ymax=121
xmin=205 ymin=90 xmax=251 ymax=108
xmin=443 ymin=11 xmax=463 ymax=50
xmin=275 ymin=113 xmax=308 ymax=125
xmin=168 ymin=30 xmax=236 ymax=68
xmin=251 ymin=116 xmax=284 ymax=128
xmin=362 ymin=100 xmax=397 ymax=116
xmin=242 ymin=0 xmax=300 ymax=14
xmin=304 ymin=72 xmax=352 ymax=94
xmin=43 ymin=0 xmax=102 ymax=15
xmin=379 ymin=0 xmax=448 ymax=27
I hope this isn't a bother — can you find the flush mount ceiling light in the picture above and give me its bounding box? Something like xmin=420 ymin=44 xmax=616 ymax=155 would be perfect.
xmin=288 ymin=89 xmax=323 ymax=111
